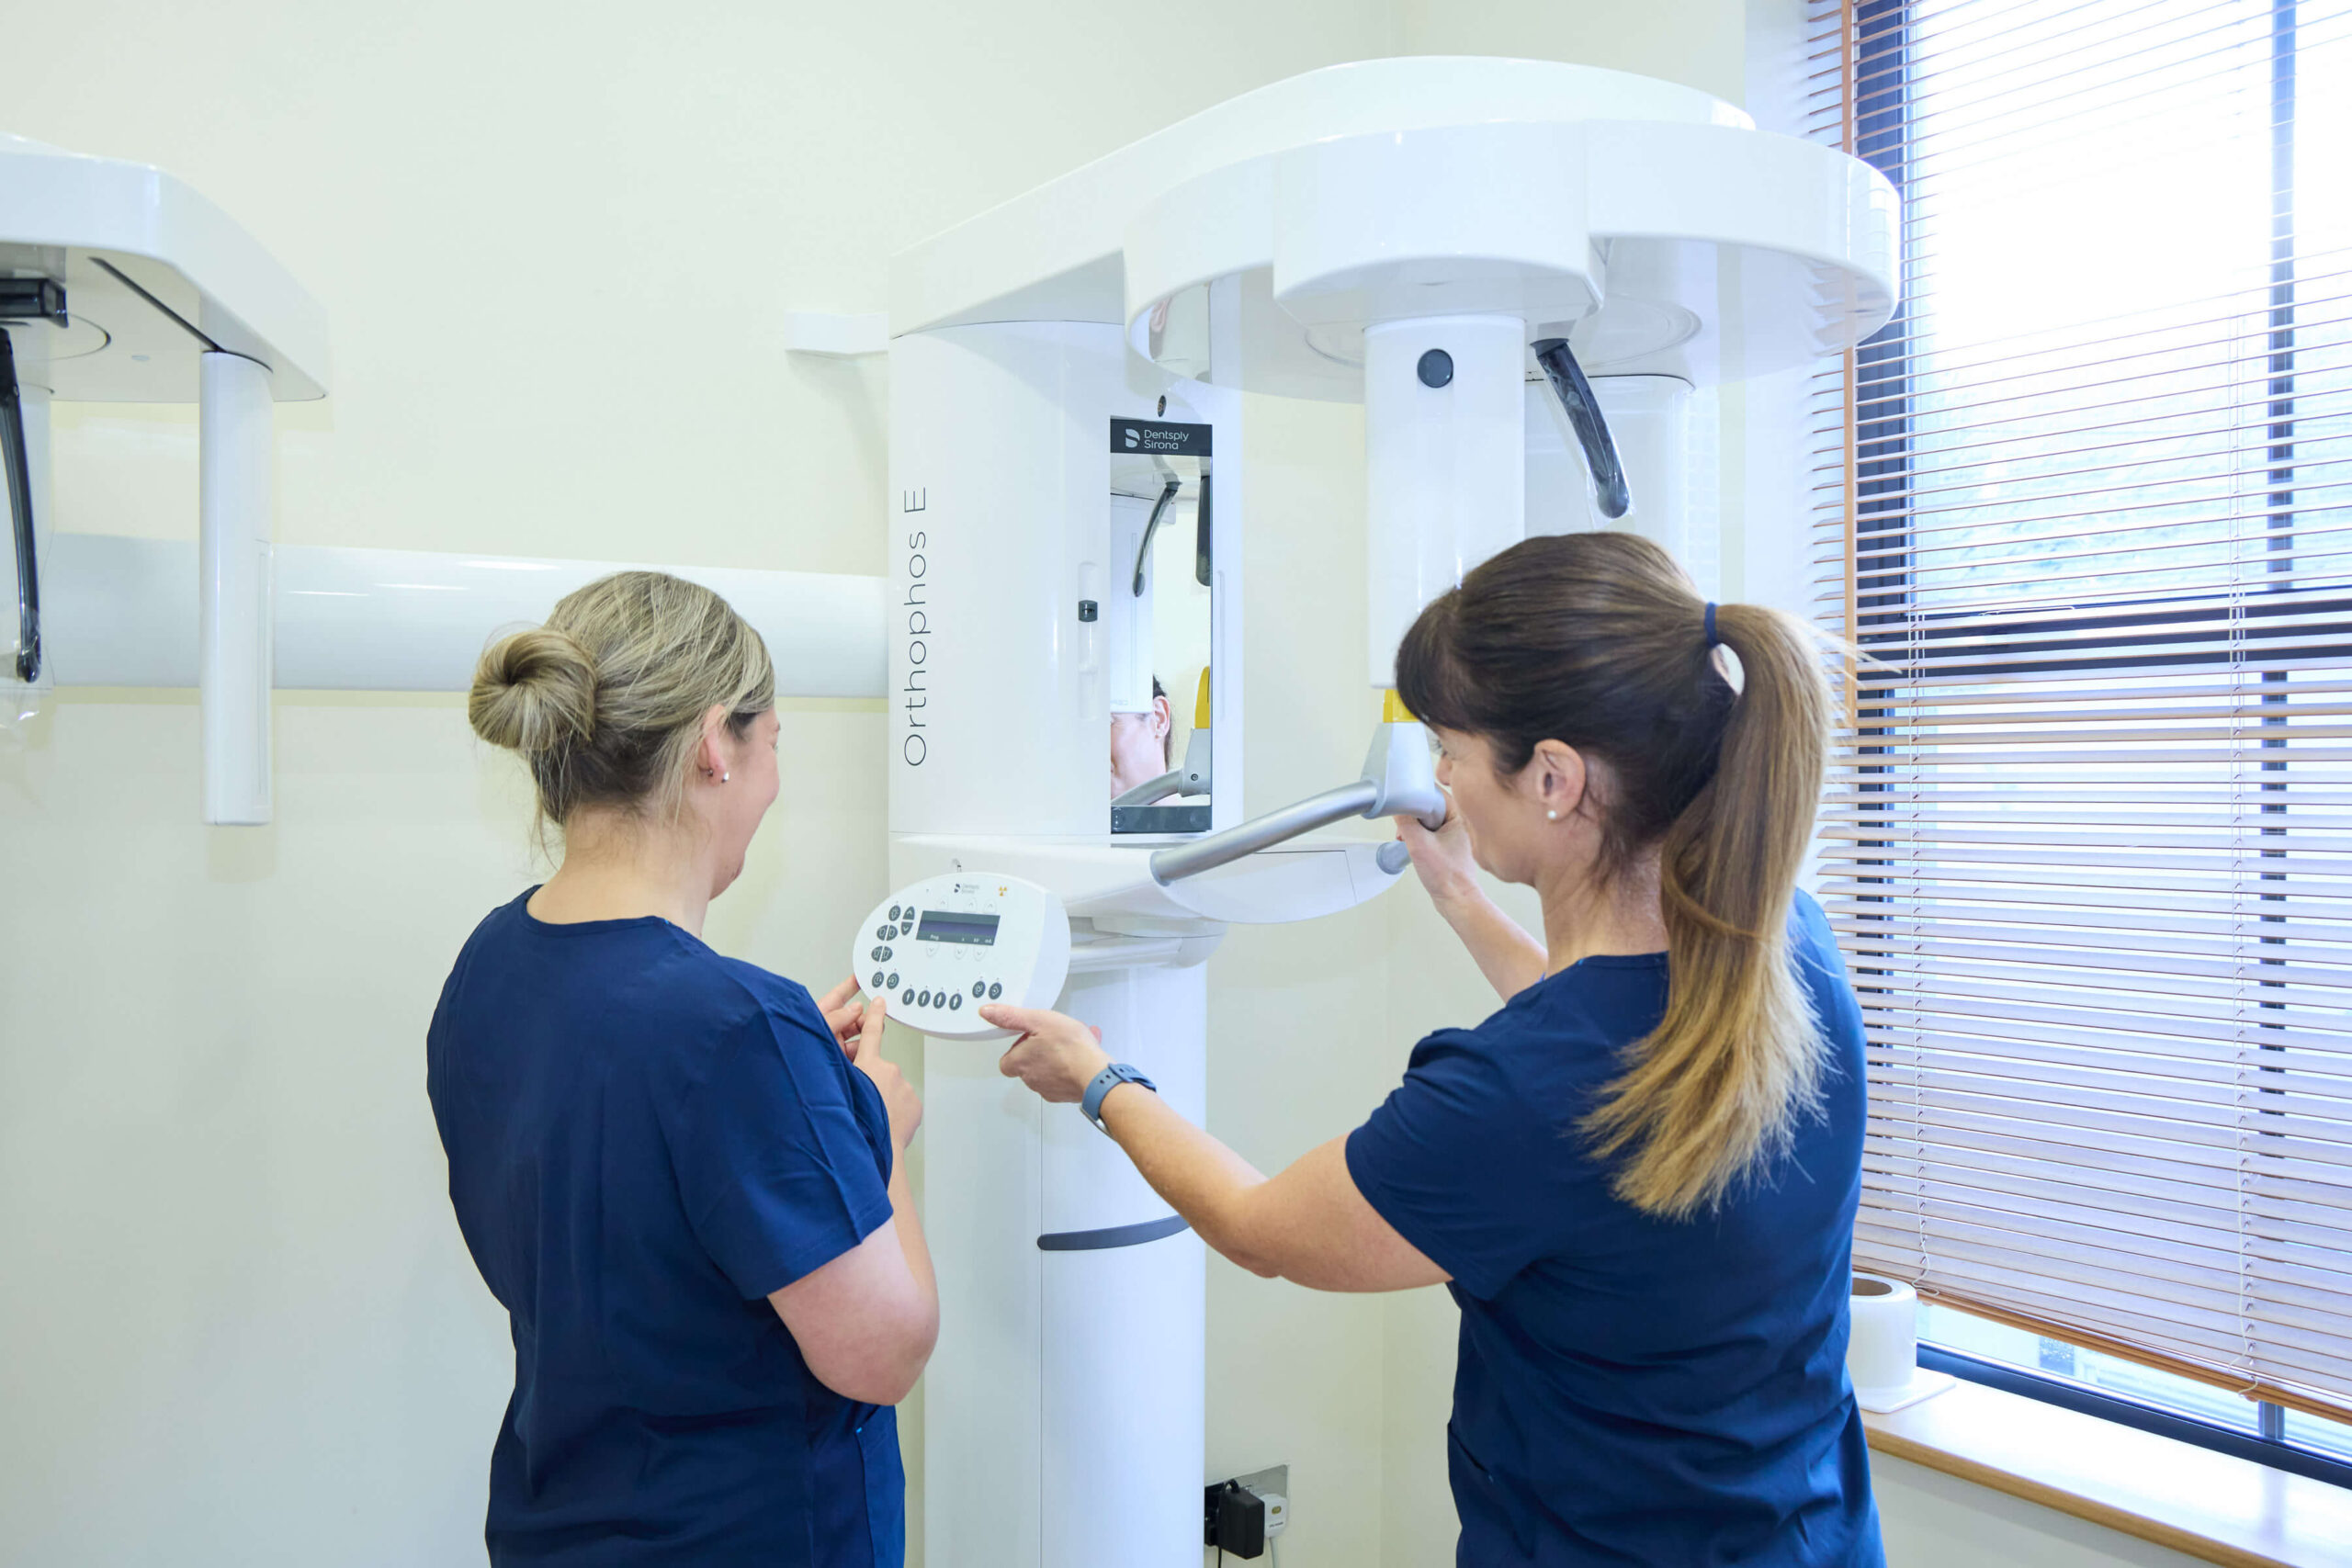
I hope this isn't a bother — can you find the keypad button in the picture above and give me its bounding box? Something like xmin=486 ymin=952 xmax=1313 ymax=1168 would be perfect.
xmin=889 ymin=905 xmax=902 ymax=921
xmin=900 ymin=988 xmax=914 ymax=1006
xmin=876 ymin=925 xmax=890 ymax=941
xmin=887 ymin=973 xmax=899 ymax=989
xmin=948 ymin=993 xmax=962 ymax=1010
xmin=988 ymin=982 xmax=1002 ymax=1000
xmin=871 ymin=971 xmax=884 ymax=989
xmin=879 ymin=946 xmax=892 ymax=961
xmin=972 ymin=982 xmax=985 ymax=998
xmin=918 ymin=989 xmax=933 ymax=1008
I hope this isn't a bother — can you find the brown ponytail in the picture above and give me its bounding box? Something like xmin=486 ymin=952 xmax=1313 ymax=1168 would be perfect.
xmin=1395 ymin=532 xmax=1833 ymax=1219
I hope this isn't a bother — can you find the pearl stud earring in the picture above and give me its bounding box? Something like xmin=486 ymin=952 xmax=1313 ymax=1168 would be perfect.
xmin=1546 ymin=809 xmax=1558 ymax=820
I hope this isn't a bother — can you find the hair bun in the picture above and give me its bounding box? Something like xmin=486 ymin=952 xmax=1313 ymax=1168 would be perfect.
xmin=469 ymin=626 xmax=597 ymax=755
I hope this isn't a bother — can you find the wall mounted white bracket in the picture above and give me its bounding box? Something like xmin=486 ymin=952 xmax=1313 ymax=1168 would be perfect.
xmin=1 ymin=131 xmax=331 ymax=824
xmin=782 ymin=310 xmax=888 ymax=356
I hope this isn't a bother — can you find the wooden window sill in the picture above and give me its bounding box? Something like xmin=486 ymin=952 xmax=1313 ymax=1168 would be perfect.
xmin=1862 ymin=1379 xmax=2352 ymax=1568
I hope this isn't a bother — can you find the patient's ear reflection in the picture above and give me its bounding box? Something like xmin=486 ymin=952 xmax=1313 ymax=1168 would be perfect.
xmin=1110 ymin=679 xmax=1172 ymax=798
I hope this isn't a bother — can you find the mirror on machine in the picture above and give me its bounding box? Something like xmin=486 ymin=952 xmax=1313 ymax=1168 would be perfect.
xmin=1106 ymin=418 xmax=1212 ymax=836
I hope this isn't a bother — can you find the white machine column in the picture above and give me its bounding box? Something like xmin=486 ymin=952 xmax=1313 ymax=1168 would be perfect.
xmin=1363 ymin=313 xmax=1526 ymax=689
xmin=920 ymin=958 xmax=1207 ymax=1568
xmin=1039 ymin=964 xmax=1206 ymax=1568
xmin=198 ymin=350 xmax=274 ymax=826
xmin=896 ymin=314 xmax=1221 ymax=1568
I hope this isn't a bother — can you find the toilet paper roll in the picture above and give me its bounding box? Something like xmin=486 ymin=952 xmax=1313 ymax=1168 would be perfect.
xmin=1847 ymin=1272 xmax=1955 ymax=1413
xmin=1848 ymin=1273 xmax=1918 ymax=1393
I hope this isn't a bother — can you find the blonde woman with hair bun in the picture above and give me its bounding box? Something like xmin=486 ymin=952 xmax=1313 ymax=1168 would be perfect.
xmin=427 ymin=571 xmax=933 ymax=1567
xmin=981 ymin=533 xmax=1882 ymax=1567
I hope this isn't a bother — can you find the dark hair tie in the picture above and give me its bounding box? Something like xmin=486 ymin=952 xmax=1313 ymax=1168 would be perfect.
xmin=1703 ymin=602 xmax=1720 ymax=649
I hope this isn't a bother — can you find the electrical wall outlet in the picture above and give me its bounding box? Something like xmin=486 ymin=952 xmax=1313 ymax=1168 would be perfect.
xmin=1232 ymin=1464 xmax=1287 ymax=1502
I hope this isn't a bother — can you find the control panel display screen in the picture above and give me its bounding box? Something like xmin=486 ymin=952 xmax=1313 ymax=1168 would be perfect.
xmin=914 ymin=910 xmax=1001 ymax=947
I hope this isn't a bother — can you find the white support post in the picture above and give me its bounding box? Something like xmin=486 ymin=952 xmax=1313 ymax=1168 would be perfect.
xmin=198 ymin=351 xmax=274 ymax=826
xmin=1363 ymin=313 xmax=1527 ymax=690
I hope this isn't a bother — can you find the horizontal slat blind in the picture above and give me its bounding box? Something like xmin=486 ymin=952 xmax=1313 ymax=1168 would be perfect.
xmin=1808 ymin=0 xmax=2352 ymax=1421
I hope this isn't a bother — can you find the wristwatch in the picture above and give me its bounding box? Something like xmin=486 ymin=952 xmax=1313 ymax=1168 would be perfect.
xmin=1080 ymin=1062 xmax=1157 ymax=1133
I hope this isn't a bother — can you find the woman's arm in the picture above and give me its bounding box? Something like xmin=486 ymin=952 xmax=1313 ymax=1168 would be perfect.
xmin=977 ymin=1005 xmax=1448 ymax=1293
xmin=770 ymin=998 xmax=939 ymax=1404
xmin=1395 ymin=810 xmax=1547 ymax=1002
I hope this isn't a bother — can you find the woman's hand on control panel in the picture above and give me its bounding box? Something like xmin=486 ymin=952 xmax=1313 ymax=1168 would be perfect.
xmin=815 ymin=976 xmax=870 ymax=1050
xmin=983 ymin=1006 xmax=1112 ymax=1104
xmin=844 ymin=994 xmax=923 ymax=1152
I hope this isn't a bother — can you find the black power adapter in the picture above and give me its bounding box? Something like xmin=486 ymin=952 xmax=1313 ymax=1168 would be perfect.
xmin=1203 ymin=1479 xmax=1267 ymax=1559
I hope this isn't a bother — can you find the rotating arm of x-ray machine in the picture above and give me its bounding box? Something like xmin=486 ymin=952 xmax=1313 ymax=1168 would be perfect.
xmin=1148 ymin=719 xmax=1443 ymax=886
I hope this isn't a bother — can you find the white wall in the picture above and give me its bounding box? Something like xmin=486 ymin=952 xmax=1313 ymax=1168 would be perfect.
xmin=0 ymin=3 xmax=2223 ymax=1565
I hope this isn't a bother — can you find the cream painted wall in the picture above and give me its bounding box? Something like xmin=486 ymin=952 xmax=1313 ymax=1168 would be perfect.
xmin=1205 ymin=390 xmax=1392 ymax=1567
xmin=1394 ymin=0 xmax=1748 ymax=103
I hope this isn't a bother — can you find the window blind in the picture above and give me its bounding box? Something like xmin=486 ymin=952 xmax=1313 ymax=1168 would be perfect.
xmin=1805 ymin=0 xmax=2352 ymax=1421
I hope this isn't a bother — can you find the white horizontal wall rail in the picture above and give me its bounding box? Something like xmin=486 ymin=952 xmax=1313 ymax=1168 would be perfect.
xmin=46 ymin=534 xmax=888 ymax=697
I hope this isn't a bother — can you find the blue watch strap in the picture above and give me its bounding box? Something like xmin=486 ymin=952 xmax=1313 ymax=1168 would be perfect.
xmin=1081 ymin=1062 xmax=1156 ymax=1131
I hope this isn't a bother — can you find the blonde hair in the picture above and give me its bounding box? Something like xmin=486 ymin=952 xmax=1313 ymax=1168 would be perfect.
xmin=1396 ymin=532 xmax=1833 ymax=1220
xmin=469 ymin=571 xmax=775 ymax=836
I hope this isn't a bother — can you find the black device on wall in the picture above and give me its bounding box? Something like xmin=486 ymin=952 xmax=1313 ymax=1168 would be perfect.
xmin=1202 ymin=1479 xmax=1267 ymax=1559
xmin=0 ymin=294 xmax=56 ymax=684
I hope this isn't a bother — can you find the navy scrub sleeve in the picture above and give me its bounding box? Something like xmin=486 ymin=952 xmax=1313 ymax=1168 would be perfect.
xmin=1347 ymin=892 xmax=1883 ymax=1568
xmin=426 ymin=890 xmax=903 ymax=1567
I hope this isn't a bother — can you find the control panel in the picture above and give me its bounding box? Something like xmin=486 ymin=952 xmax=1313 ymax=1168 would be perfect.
xmin=853 ymin=872 xmax=1072 ymax=1042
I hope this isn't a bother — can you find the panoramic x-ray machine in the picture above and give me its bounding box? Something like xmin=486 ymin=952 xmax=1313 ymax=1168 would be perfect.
xmin=866 ymin=57 xmax=1894 ymax=1568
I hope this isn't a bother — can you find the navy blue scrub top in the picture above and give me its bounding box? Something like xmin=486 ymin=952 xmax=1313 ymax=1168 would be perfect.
xmin=426 ymin=890 xmax=903 ymax=1566
xmin=1348 ymin=892 xmax=1883 ymax=1567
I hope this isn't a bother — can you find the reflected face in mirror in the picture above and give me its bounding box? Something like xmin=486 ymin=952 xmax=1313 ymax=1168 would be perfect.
xmin=1107 ymin=416 xmax=1213 ymax=832
xmin=1110 ymin=682 xmax=1172 ymax=797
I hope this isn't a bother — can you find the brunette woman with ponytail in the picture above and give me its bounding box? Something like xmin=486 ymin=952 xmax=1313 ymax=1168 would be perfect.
xmin=983 ymin=532 xmax=1878 ymax=1567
